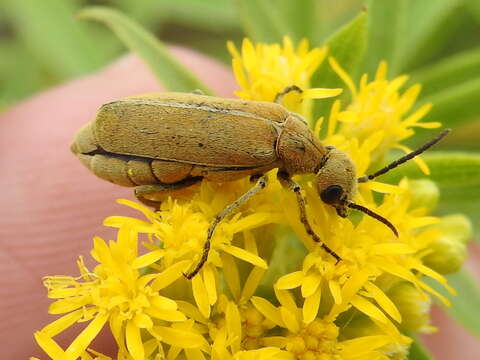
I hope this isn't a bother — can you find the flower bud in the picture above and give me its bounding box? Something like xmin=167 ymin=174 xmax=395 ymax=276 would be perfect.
xmin=408 ymin=179 xmax=439 ymax=213
xmin=388 ymin=282 xmax=433 ymax=333
xmin=423 ymin=214 xmax=472 ymax=274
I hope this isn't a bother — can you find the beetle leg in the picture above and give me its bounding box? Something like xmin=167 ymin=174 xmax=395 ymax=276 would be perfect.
xmin=274 ymin=85 xmax=303 ymax=103
xmin=277 ymin=171 xmax=341 ymax=263
xmin=134 ymin=177 xmax=202 ymax=208
xmin=183 ymin=174 xmax=269 ymax=279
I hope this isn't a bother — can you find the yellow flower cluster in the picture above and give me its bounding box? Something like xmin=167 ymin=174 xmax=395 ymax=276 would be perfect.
xmin=33 ymin=37 xmax=463 ymax=360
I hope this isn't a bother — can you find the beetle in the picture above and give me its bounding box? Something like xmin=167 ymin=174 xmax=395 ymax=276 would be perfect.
xmin=71 ymin=87 xmax=450 ymax=278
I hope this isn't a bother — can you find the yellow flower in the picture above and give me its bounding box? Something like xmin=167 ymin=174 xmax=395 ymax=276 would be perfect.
xmin=327 ymin=58 xmax=441 ymax=172
xmin=108 ymin=176 xmax=284 ymax=319
xmin=228 ymin=37 xmax=342 ymax=119
xmin=34 ymin=37 xmax=464 ymax=360
xmin=34 ymin=228 xmax=206 ymax=360
xmin=276 ymin=178 xmax=454 ymax=332
xmin=249 ymin=288 xmax=407 ymax=360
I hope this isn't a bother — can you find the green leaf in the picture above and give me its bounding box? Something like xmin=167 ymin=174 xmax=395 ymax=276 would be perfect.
xmin=2 ymin=0 xmax=113 ymax=79
xmin=235 ymin=0 xmax=290 ymax=43
xmin=312 ymin=12 xmax=368 ymax=119
xmin=418 ymin=77 xmax=480 ymax=130
xmin=78 ymin=6 xmax=213 ymax=94
xmin=411 ymin=47 xmax=480 ymax=98
xmin=397 ymin=0 xmax=463 ymax=72
xmin=425 ymin=269 xmax=480 ymax=337
xmin=236 ymin=0 xmax=323 ymax=43
xmin=0 ymin=43 xmax=46 ymax=108
xmin=364 ymin=0 xmax=408 ymax=75
xmin=445 ymin=269 xmax=480 ymax=337
xmin=150 ymin=0 xmax=239 ymax=32
xmin=408 ymin=338 xmax=435 ymax=360
xmin=382 ymin=151 xmax=480 ymax=240
xmin=274 ymin=0 xmax=318 ymax=43
xmin=465 ymin=0 xmax=480 ymax=24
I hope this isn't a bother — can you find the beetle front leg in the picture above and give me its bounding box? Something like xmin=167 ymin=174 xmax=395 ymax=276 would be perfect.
xmin=277 ymin=171 xmax=341 ymax=263
xmin=134 ymin=177 xmax=202 ymax=208
xmin=183 ymin=174 xmax=269 ymax=279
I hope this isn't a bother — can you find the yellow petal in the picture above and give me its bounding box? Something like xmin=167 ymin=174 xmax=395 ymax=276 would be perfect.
xmin=226 ymin=302 xmax=242 ymax=353
xmin=411 ymin=263 xmax=456 ymax=295
xmin=276 ymin=271 xmax=304 ymax=290
xmin=221 ymin=252 xmax=241 ymax=300
xmin=329 ymin=57 xmax=357 ymax=98
xmin=203 ymin=265 xmax=217 ymax=305
xmin=116 ymin=199 xmax=156 ymax=221
xmin=146 ymin=308 xmax=187 ymax=322
xmin=301 ymin=273 xmax=320 ymax=298
xmin=395 ymin=144 xmax=430 ymax=175
xmin=132 ymin=249 xmax=165 ymax=269
xmin=368 ymin=181 xmax=406 ymax=194
xmin=151 ymin=260 xmax=189 ymax=291
xmin=372 ymin=243 xmax=415 ymax=255
xmin=48 ymin=297 xmax=89 ymax=314
xmin=341 ymin=335 xmax=391 ymax=355
xmin=274 ymin=288 xmax=298 ymax=314
xmin=185 ymin=348 xmax=206 ymax=360
xmin=327 ymin=100 xmax=341 ymax=137
xmin=176 ymin=300 xmax=207 ymax=324
xmin=280 ymin=306 xmax=300 ymax=333
xmin=125 ymin=320 xmax=144 ymax=360
xmin=350 ymin=295 xmax=389 ymax=324
xmin=303 ymin=88 xmax=343 ymax=99
xmin=364 ymin=282 xmax=402 ymax=323
xmin=133 ymin=313 xmax=153 ymax=328
xmin=251 ymin=296 xmax=284 ymax=327
xmin=329 ymin=280 xmax=342 ymax=304
xmin=192 ymin=275 xmax=210 ymax=318
xmin=150 ymin=326 xmax=207 ymax=349
xmin=41 ymin=309 xmax=83 ymax=337
xmin=402 ymin=103 xmax=433 ymax=126
xmin=221 ymin=245 xmax=268 ymax=269
xmin=34 ymin=331 xmax=67 ymax=360
xmin=150 ymin=295 xmax=178 ymax=311
xmin=303 ymin=288 xmax=322 ymax=324
xmin=241 ymin=267 xmax=266 ymax=301
xmin=65 ymin=313 xmax=109 ymax=360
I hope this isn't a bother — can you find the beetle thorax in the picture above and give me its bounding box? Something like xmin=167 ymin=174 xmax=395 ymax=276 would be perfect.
xmin=276 ymin=114 xmax=327 ymax=175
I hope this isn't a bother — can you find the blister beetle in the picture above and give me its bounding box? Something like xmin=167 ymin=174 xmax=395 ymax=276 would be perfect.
xmin=71 ymin=87 xmax=450 ymax=278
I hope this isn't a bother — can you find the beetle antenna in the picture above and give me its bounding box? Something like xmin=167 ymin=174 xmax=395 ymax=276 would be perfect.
xmin=357 ymin=129 xmax=451 ymax=183
xmin=347 ymin=202 xmax=398 ymax=237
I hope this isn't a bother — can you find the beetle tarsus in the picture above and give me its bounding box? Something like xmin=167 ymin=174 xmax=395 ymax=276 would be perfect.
xmin=277 ymin=171 xmax=341 ymax=263
xmin=274 ymin=85 xmax=304 ymax=103
xmin=183 ymin=174 xmax=269 ymax=279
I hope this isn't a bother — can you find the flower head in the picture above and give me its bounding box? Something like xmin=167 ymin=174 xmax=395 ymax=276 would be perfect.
xmin=34 ymin=229 xmax=206 ymax=360
xmin=228 ymin=37 xmax=342 ymax=119
xmin=327 ymin=58 xmax=441 ymax=173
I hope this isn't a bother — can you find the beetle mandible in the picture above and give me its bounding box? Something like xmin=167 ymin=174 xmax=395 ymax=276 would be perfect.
xmin=71 ymin=86 xmax=450 ymax=278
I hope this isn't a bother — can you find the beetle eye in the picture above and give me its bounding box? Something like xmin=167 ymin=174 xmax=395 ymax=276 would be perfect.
xmin=320 ymin=185 xmax=344 ymax=204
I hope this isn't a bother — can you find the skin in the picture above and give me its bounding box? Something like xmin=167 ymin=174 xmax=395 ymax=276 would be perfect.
xmin=0 ymin=48 xmax=479 ymax=360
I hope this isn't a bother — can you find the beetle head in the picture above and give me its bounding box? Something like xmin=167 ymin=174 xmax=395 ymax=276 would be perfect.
xmin=315 ymin=147 xmax=356 ymax=218
xmin=315 ymin=147 xmax=398 ymax=236
xmin=314 ymin=129 xmax=451 ymax=238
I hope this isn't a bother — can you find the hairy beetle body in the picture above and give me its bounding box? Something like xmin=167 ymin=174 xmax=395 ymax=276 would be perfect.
xmin=71 ymin=92 xmax=327 ymax=186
